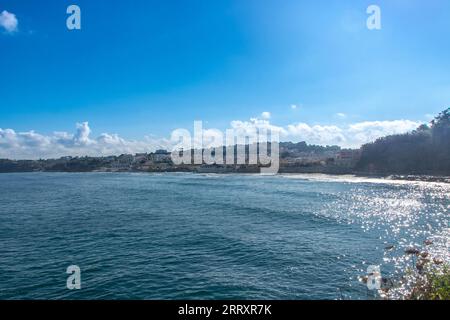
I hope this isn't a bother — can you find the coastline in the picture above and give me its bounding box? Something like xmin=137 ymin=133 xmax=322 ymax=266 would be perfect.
xmin=0 ymin=168 xmax=448 ymax=184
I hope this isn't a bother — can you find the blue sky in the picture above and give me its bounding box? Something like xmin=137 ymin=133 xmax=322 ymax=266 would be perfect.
xmin=1 ymin=0 xmax=450 ymax=158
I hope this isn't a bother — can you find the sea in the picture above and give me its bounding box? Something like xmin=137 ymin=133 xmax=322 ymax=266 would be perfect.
xmin=0 ymin=172 xmax=448 ymax=299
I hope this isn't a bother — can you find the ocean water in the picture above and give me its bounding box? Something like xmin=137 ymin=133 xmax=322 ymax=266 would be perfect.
xmin=0 ymin=172 xmax=448 ymax=300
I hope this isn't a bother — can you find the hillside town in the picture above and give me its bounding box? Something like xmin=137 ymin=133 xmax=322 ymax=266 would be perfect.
xmin=0 ymin=142 xmax=361 ymax=174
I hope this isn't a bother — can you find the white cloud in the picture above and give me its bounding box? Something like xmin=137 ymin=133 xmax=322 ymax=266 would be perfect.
xmin=286 ymin=119 xmax=421 ymax=147
xmin=346 ymin=120 xmax=420 ymax=145
xmin=291 ymin=104 xmax=299 ymax=110
xmin=287 ymin=123 xmax=346 ymax=145
xmin=0 ymin=10 xmax=18 ymax=33
xmin=74 ymin=122 xmax=93 ymax=145
xmin=228 ymin=116 xmax=421 ymax=148
xmin=336 ymin=113 xmax=347 ymax=119
xmin=0 ymin=122 xmax=171 ymax=160
xmin=230 ymin=118 xmax=287 ymax=137
xmin=261 ymin=111 xmax=271 ymax=119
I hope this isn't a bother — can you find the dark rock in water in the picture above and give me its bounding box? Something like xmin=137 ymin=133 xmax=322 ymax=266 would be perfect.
xmin=424 ymin=239 xmax=433 ymax=246
xmin=416 ymin=262 xmax=425 ymax=274
xmin=384 ymin=245 xmax=395 ymax=250
xmin=381 ymin=277 xmax=394 ymax=290
xmin=405 ymin=248 xmax=420 ymax=255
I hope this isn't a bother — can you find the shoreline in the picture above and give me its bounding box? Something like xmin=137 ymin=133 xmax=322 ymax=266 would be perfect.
xmin=1 ymin=169 xmax=448 ymax=183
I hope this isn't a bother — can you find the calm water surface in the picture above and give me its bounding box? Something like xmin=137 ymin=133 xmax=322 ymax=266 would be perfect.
xmin=0 ymin=173 xmax=448 ymax=299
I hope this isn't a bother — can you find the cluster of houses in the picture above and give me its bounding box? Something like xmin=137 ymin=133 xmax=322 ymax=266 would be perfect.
xmin=108 ymin=145 xmax=362 ymax=172
xmin=109 ymin=149 xmax=172 ymax=171
xmin=280 ymin=145 xmax=361 ymax=168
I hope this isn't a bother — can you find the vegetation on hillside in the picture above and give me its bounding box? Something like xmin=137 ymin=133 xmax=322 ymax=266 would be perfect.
xmin=409 ymin=266 xmax=450 ymax=300
xmin=356 ymin=108 xmax=450 ymax=175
